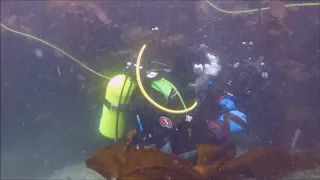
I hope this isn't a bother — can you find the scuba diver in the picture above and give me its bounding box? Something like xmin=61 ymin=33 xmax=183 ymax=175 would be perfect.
xmin=97 ymin=44 xmax=249 ymax=162
xmin=126 ymin=45 xmax=222 ymax=160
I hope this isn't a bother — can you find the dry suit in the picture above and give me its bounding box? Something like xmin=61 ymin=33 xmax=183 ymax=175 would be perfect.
xmin=126 ymin=74 xmax=199 ymax=159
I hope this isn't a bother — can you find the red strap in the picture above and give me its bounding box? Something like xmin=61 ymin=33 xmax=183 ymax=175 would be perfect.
xmin=218 ymin=95 xmax=227 ymax=103
xmin=208 ymin=121 xmax=229 ymax=136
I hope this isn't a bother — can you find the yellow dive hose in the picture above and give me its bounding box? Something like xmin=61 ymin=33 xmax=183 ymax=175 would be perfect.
xmin=205 ymin=1 xmax=320 ymax=14
xmin=135 ymin=44 xmax=198 ymax=114
xmin=0 ymin=23 xmax=111 ymax=80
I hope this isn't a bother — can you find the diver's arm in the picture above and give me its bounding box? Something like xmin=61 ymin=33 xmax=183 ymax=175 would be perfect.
xmin=126 ymin=95 xmax=146 ymax=137
xmin=189 ymin=74 xmax=209 ymax=105
xmin=222 ymin=113 xmax=248 ymax=134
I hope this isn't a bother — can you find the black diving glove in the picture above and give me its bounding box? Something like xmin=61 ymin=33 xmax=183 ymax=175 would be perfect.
xmin=131 ymin=132 xmax=150 ymax=148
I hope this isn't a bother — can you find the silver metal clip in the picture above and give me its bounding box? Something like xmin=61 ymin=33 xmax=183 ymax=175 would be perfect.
xmin=110 ymin=104 xmax=119 ymax=111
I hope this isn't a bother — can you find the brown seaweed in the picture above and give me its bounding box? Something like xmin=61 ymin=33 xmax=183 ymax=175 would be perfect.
xmin=86 ymin=138 xmax=205 ymax=180
xmin=86 ymin=136 xmax=319 ymax=179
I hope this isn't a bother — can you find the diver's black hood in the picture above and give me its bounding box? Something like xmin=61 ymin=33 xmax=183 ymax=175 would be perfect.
xmin=171 ymin=47 xmax=209 ymax=87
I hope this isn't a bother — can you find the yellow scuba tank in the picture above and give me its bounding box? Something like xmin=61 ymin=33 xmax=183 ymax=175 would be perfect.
xmin=99 ymin=74 xmax=136 ymax=140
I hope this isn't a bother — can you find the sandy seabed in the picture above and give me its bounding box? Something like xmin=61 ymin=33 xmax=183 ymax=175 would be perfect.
xmin=47 ymin=162 xmax=105 ymax=180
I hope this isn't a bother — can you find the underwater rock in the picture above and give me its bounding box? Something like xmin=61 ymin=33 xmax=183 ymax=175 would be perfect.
xmin=284 ymin=168 xmax=320 ymax=179
xmin=161 ymin=34 xmax=188 ymax=47
xmin=33 ymin=110 xmax=54 ymax=122
xmin=49 ymin=1 xmax=111 ymax=25
xmin=123 ymin=26 xmax=160 ymax=48
xmin=279 ymin=105 xmax=313 ymax=149
xmin=275 ymin=59 xmax=311 ymax=83
xmin=269 ymin=0 xmax=286 ymax=20
xmin=269 ymin=0 xmax=293 ymax=35
xmin=217 ymin=148 xmax=319 ymax=178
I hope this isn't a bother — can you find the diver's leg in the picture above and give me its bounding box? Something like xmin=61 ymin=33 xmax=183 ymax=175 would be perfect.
xmin=158 ymin=140 xmax=197 ymax=162
xmin=177 ymin=149 xmax=197 ymax=163
xmin=170 ymin=127 xmax=198 ymax=163
xmin=159 ymin=141 xmax=173 ymax=154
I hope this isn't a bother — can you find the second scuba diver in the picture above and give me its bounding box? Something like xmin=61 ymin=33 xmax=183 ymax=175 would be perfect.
xmin=205 ymin=95 xmax=248 ymax=147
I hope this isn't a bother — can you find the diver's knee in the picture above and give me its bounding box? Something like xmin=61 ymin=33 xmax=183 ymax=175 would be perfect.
xmin=159 ymin=141 xmax=173 ymax=154
xmin=178 ymin=149 xmax=197 ymax=163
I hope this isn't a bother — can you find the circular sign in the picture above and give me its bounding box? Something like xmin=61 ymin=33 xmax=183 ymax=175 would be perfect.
xmin=159 ymin=116 xmax=173 ymax=129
